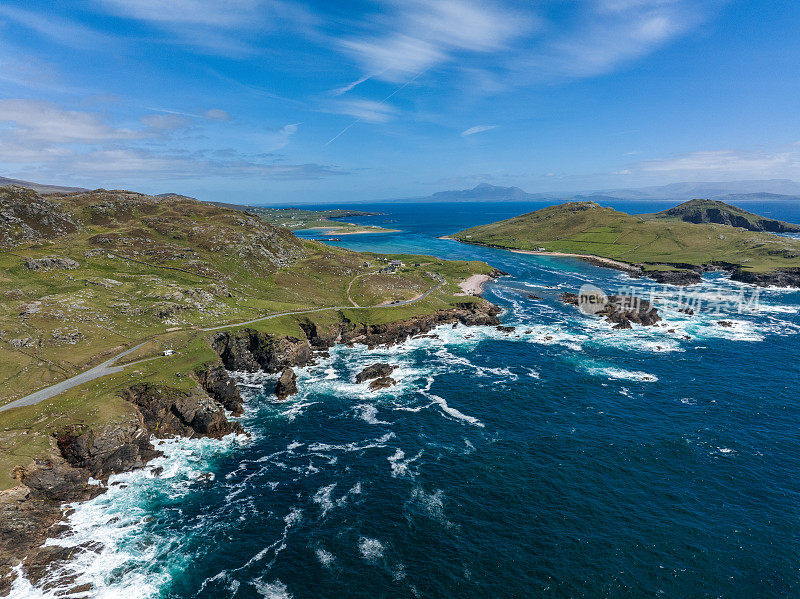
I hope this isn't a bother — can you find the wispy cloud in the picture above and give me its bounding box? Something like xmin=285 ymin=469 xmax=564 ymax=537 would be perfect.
xmin=0 ymin=100 xmax=338 ymax=181
xmin=0 ymin=99 xmax=144 ymax=143
xmin=518 ymin=0 xmax=722 ymax=81
xmin=0 ymin=5 xmax=117 ymax=50
xmin=328 ymin=99 xmax=397 ymax=124
xmin=461 ymin=124 xmax=497 ymax=137
xmin=625 ymin=147 xmax=800 ymax=179
xmin=337 ymin=0 xmax=532 ymax=88
xmin=95 ymin=0 xmax=316 ymax=55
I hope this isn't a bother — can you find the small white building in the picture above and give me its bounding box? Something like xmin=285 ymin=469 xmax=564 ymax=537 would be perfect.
xmin=163 ymin=349 xmax=175 ymax=356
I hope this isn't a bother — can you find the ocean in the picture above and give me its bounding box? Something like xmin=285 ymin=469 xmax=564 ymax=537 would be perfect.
xmin=13 ymin=201 xmax=800 ymax=599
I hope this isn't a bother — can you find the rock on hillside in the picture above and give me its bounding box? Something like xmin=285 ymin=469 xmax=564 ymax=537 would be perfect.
xmin=653 ymin=199 xmax=800 ymax=232
xmin=0 ymin=187 xmax=78 ymax=247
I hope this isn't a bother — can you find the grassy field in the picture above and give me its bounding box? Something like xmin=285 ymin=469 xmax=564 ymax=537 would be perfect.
xmin=0 ymin=187 xmax=494 ymax=489
xmin=452 ymin=201 xmax=800 ymax=274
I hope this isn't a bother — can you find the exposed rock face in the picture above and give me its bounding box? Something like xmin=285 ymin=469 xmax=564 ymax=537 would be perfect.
xmin=561 ymin=292 xmax=661 ymax=329
xmin=196 ymin=362 xmax=244 ymax=415
xmin=645 ymin=269 xmax=702 ymax=286
xmin=23 ymin=257 xmax=80 ymax=271
xmin=656 ymin=199 xmax=800 ymax=233
xmin=730 ymin=266 xmax=800 ymax=288
xmin=274 ymin=367 xmax=298 ymax=401
xmin=368 ymin=377 xmax=396 ymax=391
xmin=356 ymin=363 xmax=397 ymax=383
xmin=212 ymin=330 xmax=312 ymax=373
xmin=0 ymin=186 xmax=78 ymax=247
xmin=341 ymin=302 xmax=501 ymax=349
xmin=0 ymin=413 xmax=157 ymax=596
xmin=56 ymin=418 xmax=161 ymax=478
xmin=122 ymin=383 xmax=244 ymax=440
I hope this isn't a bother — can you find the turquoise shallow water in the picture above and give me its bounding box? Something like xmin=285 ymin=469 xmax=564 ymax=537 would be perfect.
xmin=15 ymin=201 xmax=800 ymax=599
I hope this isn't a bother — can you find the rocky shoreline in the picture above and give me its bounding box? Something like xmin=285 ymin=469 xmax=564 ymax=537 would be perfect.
xmin=0 ymin=300 xmax=501 ymax=596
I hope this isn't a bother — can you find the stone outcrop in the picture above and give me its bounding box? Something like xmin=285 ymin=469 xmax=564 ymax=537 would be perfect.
xmin=23 ymin=257 xmax=80 ymax=271
xmin=56 ymin=419 xmax=161 ymax=478
xmin=1 ymin=300 xmax=502 ymax=595
xmin=355 ymin=363 xmax=397 ymax=383
xmin=212 ymin=330 xmax=312 ymax=373
xmin=645 ymin=268 xmax=703 ymax=286
xmin=340 ymin=302 xmax=501 ymax=349
xmin=0 ymin=368 xmax=246 ymax=595
xmin=122 ymin=384 xmax=244 ymax=440
xmin=730 ymin=266 xmax=800 ymax=288
xmin=274 ymin=367 xmax=298 ymax=400
xmin=196 ymin=362 xmax=244 ymax=415
xmin=368 ymin=377 xmax=396 ymax=391
xmin=561 ymin=292 xmax=662 ymax=329
xmin=0 ymin=186 xmax=78 ymax=248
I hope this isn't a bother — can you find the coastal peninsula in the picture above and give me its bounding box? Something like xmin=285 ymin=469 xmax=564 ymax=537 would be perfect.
xmin=450 ymin=200 xmax=800 ymax=287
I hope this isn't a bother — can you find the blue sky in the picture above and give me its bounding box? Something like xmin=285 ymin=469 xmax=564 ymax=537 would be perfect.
xmin=0 ymin=0 xmax=799 ymax=204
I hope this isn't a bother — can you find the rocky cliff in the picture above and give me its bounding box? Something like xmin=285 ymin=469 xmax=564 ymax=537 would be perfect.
xmin=0 ymin=301 xmax=501 ymax=594
xmin=730 ymin=266 xmax=800 ymax=287
xmin=0 ymin=359 xmax=243 ymax=595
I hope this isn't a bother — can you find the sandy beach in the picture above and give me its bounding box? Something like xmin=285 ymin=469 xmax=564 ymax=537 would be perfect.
xmin=508 ymin=250 xmax=641 ymax=273
xmin=458 ymin=273 xmax=492 ymax=295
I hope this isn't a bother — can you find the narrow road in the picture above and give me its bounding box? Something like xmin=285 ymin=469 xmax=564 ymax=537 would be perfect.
xmin=0 ymin=342 xmax=148 ymax=413
xmin=1 ymin=275 xmax=448 ymax=412
xmin=201 ymin=274 xmax=444 ymax=332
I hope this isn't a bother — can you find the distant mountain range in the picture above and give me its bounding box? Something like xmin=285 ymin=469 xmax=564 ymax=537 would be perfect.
xmin=415 ymin=180 xmax=800 ymax=203
xmin=0 ymin=176 xmax=87 ymax=194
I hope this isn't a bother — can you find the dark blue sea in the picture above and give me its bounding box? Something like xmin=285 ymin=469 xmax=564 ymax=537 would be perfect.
xmin=17 ymin=201 xmax=800 ymax=599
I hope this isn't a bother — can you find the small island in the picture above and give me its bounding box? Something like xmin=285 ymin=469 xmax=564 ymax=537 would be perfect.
xmin=449 ymin=199 xmax=800 ymax=287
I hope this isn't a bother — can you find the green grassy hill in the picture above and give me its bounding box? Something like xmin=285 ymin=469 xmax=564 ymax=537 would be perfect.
xmin=451 ymin=201 xmax=800 ymax=281
xmin=646 ymin=198 xmax=800 ymax=232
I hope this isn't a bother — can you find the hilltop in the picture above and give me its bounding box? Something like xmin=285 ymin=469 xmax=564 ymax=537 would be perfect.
xmin=451 ymin=201 xmax=800 ymax=286
xmin=647 ymin=198 xmax=800 ymax=232
xmin=0 ymin=176 xmax=87 ymax=195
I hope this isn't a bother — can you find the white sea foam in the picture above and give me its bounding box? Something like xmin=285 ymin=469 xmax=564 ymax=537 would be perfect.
xmin=252 ymin=579 xmax=292 ymax=599
xmin=582 ymin=363 xmax=658 ymax=382
xmin=388 ymin=448 xmax=423 ymax=478
xmin=315 ymin=547 xmax=335 ymax=568
xmin=358 ymin=537 xmax=385 ymax=562
xmin=8 ymin=434 xmax=243 ymax=599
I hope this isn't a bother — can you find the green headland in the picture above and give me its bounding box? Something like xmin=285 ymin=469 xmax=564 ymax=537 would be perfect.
xmin=451 ymin=200 xmax=800 ymax=286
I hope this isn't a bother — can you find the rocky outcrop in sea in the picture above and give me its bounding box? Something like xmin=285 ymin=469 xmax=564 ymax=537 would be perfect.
xmin=560 ymin=292 xmax=662 ymax=329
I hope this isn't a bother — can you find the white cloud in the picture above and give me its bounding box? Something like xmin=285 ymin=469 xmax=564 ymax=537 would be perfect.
xmin=97 ymin=0 xmax=270 ymax=28
xmin=95 ymin=0 xmax=316 ymax=54
xmin=0 ymin=100 xmax=143 ymax=143
xmin=204 ymin=109 xmax=231 ymax=122
xmin=0 ymin=100 xmax=334 ymax=181
xmin=337 ymin=0 xmax=532 ymax=87
xmin=522 ymin=0 xmax=712 ymax=79
xmin=630 ymin=148 xmax=800 ymax=178
xmin=461 ymin=124 xmax=497 ymax=136
xmin=0 ymin=5 xmax=116 ymax=50
xmin=329 ymin=99 xmax=397 ymax=123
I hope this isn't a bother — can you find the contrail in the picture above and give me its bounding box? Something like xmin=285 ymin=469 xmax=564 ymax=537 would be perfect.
xmin=324 ymin=69 xmax=428 ymax=146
